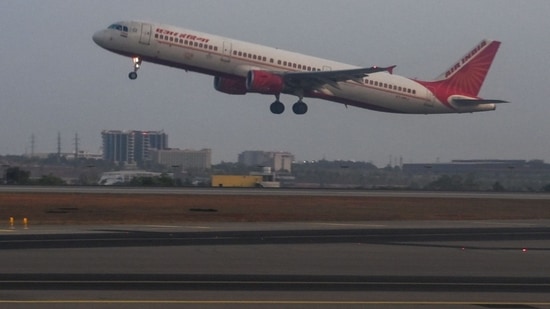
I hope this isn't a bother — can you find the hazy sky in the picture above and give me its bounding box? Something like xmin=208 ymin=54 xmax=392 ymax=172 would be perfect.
xmin=1 ymin=0 xmax=549 ymax=166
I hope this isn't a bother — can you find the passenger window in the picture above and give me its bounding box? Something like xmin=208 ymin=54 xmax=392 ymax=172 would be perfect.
xmin=123 ymin=26 xmax=128 ymax=32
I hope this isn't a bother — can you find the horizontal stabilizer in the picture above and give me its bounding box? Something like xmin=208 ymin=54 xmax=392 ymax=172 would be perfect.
xmin=453 ymin=99 xmax=509 ymax=106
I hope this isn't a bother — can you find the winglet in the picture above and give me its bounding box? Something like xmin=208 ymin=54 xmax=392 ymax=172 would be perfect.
xmin=386 ymin=65 xmax=396 ymax=74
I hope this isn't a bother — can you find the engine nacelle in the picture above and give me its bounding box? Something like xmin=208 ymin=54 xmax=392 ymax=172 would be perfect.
xmin=213 ymin=76 xmax=247 ymax=95
xmin=246 ymin=70 xmax=284 ymax=94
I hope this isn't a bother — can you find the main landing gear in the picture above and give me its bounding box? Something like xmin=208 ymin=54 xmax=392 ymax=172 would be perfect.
xmin=270 ymin=95 xmax=285 ymax=114
xmin=270 ymin=95 xmax=308 ymax=115
xmin=292 ymin=100 xmax=308 ymax=115
xmin=128 ymin=57 xmax=141 ymax=80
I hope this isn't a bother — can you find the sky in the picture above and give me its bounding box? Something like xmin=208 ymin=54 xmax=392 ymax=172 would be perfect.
xmin=0 ymin=0 xmax=549 ymax=166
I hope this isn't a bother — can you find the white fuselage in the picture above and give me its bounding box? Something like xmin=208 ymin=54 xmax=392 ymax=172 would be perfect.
xmin=93 ymin=21 xmax=496 ymax=114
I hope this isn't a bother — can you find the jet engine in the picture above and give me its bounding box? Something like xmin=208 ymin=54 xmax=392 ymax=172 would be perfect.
xmin=246 ymin=70 xmax=284 ymax=94
xmin=213 ymin=76 xmax=247 ymax=95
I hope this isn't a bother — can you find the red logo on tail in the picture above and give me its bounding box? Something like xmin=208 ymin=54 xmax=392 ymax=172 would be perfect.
xmin=417 ymin=40 xmax=501 ymax=105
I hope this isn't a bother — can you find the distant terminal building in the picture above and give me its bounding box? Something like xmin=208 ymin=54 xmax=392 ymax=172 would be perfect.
xmin=238 ymin=151 xmax=294 ymax=172
xmin=402 ymin=160 xmax=529 ymax=174
xmin=149 ymin=148 xmax=212 ymax=170
xmin=102 ymin=130 xmax=168 ymax=166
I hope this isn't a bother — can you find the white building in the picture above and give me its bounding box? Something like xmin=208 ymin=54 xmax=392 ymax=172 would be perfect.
xmin=149 ymin=148 xmax=212 ymax=170
xmin=238 ymin=151 xmax=294 ymax=172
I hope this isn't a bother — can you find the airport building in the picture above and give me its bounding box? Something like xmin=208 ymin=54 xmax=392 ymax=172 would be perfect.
xmin=238 ymin=150 xmax=294 ymax=172
xmin=102 ymin=130 xmax=168 ymax=166
xmin=149 ymin=148 xmax=212 ymax=170
xmin=402 ymin=160 xmax=530 ymax=174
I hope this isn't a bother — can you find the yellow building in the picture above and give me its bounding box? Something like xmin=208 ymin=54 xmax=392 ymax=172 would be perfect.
xmin=211 ymin=175 xmax=263 ymax=187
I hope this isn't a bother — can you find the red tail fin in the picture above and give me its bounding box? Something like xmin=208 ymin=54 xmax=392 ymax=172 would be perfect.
xmin=417 ymin=40 xmax=501 ymax=99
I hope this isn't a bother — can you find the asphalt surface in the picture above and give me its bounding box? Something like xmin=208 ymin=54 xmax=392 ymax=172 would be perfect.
xmin=2 ymin=185 xmax=550 ymax=199
xmin=2 ymin=220 xmax=550 ymax=308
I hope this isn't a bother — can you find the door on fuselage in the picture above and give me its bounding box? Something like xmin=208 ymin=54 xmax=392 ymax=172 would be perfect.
xmin=221 ymin=41 xmax=231 ymax=62
xmin=139 ymin=23 xmax=152 ymax=45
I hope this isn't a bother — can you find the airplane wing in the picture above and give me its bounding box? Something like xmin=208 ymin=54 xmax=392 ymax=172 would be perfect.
xmin=452 ymin=98 xmax=509 ymax=106
xmin=282 ymin=65 xmax=396 ymax=89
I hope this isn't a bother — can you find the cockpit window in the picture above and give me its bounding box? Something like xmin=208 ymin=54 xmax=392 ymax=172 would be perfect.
xmin=108 ymin=24 xmax=128 ymax=32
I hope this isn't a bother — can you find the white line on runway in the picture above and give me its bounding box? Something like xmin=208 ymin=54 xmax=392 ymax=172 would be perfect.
xmin=470 ymin=221 xmax=540 ymax=227
xmin=310 ymin=222 xmax=387 ymax=228
xmin=142 ymin=225 xmax=212 ymax=229
xmin=2 ymin=300 xmax=550 ymax=306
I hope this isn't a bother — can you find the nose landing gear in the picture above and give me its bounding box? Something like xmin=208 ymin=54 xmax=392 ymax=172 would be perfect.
xmin=128 ymin=57 xmax=141 ymax=80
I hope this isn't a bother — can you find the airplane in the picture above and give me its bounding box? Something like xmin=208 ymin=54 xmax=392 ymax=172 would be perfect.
xmin=92 ymin=21 xmax=507 ymax=115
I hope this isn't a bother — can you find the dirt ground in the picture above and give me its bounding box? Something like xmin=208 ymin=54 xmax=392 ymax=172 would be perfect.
xmin=1 ymin=192 xmax=550 ymax=226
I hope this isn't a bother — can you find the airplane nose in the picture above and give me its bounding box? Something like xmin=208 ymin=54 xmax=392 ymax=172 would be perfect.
xmin=92 ymin=30 xmax=104 ymax=46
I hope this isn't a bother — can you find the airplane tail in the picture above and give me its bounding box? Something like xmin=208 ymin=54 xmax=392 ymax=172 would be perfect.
xmin=417 ymin=39 xmax=501 ymax=98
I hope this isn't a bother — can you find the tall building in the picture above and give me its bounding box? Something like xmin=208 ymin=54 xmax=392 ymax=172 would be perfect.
xmin=102 ymin=130 xmax=168 ymax=166
xmin=149 ymin=148 xmax=212 ymax=170
xmin=238 ymin=150 xmax=294 ymax=172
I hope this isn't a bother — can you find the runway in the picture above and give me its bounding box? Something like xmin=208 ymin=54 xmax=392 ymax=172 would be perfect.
xmin=2 ymin=185 xmax=550 ymax=200
xmin=2 ymin=221 xmax=550 ymax=308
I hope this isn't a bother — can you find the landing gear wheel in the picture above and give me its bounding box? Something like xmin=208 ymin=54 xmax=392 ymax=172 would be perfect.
xmin=128 ymin=57 xmax=141 ymax=80
xmin=270 ymin=101 xmax=285 ymax=114
xmin=292 ymin=101 xmax=308 ymax=115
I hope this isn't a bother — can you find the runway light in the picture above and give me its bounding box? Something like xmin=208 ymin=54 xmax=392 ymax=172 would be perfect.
xmin=522 ymin=248 xmax=527 ymax=252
